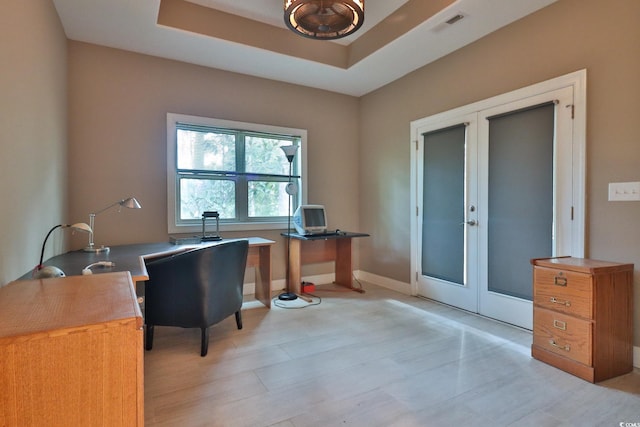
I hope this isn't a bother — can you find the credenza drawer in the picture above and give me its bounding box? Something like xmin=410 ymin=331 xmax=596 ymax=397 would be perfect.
xmin=533 ymin=266 xmax=593 ymax=319
xmin=533 ymin=307 xmax=592 ymax=366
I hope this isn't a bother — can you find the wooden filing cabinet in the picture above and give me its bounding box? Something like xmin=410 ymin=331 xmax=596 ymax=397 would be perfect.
xmin=0 ymin=272 xmax=144 ymax=426
xmin=531 ymin=257 xmax=634 ymax=382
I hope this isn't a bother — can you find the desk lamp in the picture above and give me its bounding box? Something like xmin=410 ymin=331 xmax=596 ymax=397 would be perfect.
xmin=34 ymin=223 xmax=92 ymax=279
xmin=278 ymin=145 xmax=299 ymax=301
xmin=84 ymin=196 xmax=142 ymax=253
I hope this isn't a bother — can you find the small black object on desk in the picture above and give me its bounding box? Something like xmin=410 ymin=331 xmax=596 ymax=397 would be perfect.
xmin=201 ymin=211 xmax=222 ymax=242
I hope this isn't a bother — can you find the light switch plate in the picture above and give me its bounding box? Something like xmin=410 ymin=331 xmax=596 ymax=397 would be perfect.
xmin=608 ymin=182 xmax=640 ymax=201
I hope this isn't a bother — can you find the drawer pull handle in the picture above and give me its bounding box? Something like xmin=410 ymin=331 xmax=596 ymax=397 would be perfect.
xmin=553 ymin=319 xmax=567 ymax=330
xmin=554 ymin=276 xmax=567 ymax=286
xmin=550 ymin=297 xmax=571 ymax=307
xmin=549 ymin=339 xmax=570 ymax=352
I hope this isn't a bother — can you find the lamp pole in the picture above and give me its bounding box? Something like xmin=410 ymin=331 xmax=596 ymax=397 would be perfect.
xmin=279 ymin=145 xmax=299 ymax=301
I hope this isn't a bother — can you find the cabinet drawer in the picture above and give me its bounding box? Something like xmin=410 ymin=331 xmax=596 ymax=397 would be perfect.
xmin=533 ymin=267 xmax=593 ymax=319
xmin=533 ymin=308 xmax=592 ymax=366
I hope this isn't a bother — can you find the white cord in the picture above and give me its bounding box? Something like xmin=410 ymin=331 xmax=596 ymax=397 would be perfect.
xmin=82 ymin=261 xmax=115 ymax=275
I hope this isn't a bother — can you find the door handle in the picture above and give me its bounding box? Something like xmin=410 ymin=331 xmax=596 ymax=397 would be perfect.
xmin=462 ymin=220 xmax=477 ymax=226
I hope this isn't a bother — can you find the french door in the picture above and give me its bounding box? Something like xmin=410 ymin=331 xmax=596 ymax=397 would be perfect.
xmin=417 ymin=114 xmax=479 ymax=314
xmin=412 ymin=78 xmax=584 ymax=330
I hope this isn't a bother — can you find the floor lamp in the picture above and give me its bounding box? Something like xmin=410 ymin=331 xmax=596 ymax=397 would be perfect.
xmin=278 ymin=145 xmax=299 ymax=301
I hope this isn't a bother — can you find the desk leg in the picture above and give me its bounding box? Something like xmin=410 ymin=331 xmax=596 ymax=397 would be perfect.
xmin=334 ymin=238 xmax=353 ymax=289
xmin=288 ymin=238 xmax=302 ymax=294
xmin=254 ymin=245 xmax=272 ymax=308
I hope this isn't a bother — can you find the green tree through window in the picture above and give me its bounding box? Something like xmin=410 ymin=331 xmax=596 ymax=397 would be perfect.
xmin=173 ymin=121 xmax=301 ymax=227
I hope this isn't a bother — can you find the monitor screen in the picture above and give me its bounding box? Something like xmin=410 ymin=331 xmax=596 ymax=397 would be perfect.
xmin=303 ymin=208 xmax=325 ymax=227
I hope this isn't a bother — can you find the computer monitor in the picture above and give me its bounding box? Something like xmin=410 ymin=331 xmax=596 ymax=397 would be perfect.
xmin=292 ymin=205 xmax=327 ymax=235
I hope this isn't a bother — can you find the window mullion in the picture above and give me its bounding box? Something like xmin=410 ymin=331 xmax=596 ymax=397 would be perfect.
xmin=236 ymin=132 xmax=248 ymax=221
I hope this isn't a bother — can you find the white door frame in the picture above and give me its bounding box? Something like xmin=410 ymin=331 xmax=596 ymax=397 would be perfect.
xmin=410 ymin=70 xmax=586 ymax=316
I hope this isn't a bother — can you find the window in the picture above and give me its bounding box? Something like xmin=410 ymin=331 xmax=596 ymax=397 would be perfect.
xmin=167 ymin=113 xmax=307 ymax=233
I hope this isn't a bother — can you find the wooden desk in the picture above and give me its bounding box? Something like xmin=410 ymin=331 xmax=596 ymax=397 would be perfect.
xmin=0 ymin=272 xmax=144 ymax=426
xmin=282 ymin=232 xmax=369 ymax=293
xmin=29 ymin=238 xmax=275 ymax=308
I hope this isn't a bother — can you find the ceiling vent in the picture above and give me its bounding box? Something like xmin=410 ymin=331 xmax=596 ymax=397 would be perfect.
xmin=430 ymin=12 xmax=466 ymax=33
xmin=445 ymin=14 xmax=464 ymax=25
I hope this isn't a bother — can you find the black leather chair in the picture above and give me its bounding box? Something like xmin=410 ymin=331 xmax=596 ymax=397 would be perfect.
xmin=144 ymin=239 xmax=249 ymax=356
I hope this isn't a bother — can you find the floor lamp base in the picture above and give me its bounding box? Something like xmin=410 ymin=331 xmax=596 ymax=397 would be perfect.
xmin=277 ymin=292 xmax=298 ymax=301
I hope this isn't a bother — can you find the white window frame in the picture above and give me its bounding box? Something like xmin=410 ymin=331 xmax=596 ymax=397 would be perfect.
xmin=167 ymin=113 xmax=308 ymax=234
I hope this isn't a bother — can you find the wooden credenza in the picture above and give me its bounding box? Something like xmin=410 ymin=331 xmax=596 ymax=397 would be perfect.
xmin=531 ymin=257 xmax=634 ymax=383
xmin=0 ymin=272 xmax=143 ymax=426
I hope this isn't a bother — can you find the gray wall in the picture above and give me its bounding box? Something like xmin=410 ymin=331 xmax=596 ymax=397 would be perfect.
xmin=0 ymin=1 xmax=68 ymax=285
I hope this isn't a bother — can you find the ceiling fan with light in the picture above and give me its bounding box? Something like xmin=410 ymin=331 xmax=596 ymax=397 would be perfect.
xmin=284 ymin=0 xmax=364 ymax=40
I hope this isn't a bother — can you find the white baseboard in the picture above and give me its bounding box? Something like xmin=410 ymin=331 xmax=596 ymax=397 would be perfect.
xmin=356 ymin=270 xmax=412 ymax=295
xmin=242 ymin=278 xmax=285 ymax=296
xmin=294 ymin=271 xmax=411 ymax=294
xmin=243 ymin=281 xmax=256 ymax=296
xmin=243 ymin=273 xmax=336 ymax=297
xmin=300 ymin=273 xmax=337 ymax=288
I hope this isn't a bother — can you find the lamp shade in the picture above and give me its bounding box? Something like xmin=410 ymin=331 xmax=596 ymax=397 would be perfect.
xmin=284 ymin=0 xmax=364 ymax=40
xmin=70 ymin=222 xmax=92 ymax=234
xmin=120 ymin=197 xmax=142 ymax=210
xmin=281 ymin=145 xmax=299 ymax=163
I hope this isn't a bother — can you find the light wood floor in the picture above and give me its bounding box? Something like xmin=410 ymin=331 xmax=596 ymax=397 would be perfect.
xmin=144 ymin=282 xmax=640 ymax=427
